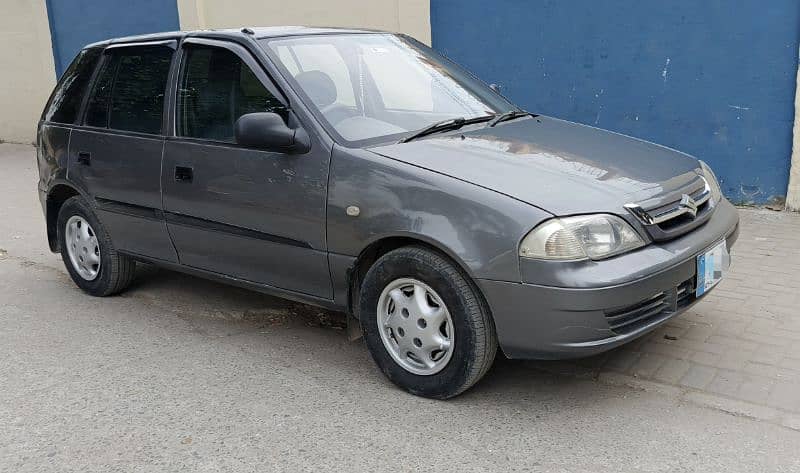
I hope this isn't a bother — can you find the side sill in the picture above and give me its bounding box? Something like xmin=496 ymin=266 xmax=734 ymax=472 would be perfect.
xmin=119 ymin=250 xmax=344 ymax=312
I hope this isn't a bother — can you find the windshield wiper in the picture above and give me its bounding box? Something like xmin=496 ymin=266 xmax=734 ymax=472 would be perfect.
xmin=398 ymin=115 xmax=494 ymax=143
xmin=486 ymin=110 xmax=532 ymax=127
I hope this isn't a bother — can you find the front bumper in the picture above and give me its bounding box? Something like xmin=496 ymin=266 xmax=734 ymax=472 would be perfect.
xmin=478 ymin=199 xmax=740 ymax=360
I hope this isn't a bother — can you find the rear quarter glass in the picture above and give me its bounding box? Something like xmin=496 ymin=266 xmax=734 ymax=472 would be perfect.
xmin=43 ymin=48 xmax=102 ymax=124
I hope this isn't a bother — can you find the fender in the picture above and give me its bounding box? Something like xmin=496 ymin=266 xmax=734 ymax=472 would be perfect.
xmin=326 ymin=146 xmax=551 ymax=282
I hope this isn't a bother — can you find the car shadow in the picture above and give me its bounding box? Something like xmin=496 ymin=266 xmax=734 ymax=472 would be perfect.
xmin=125 ymin=263 xmax=347 ymax=327
xmin=123 ymin=263 xmax=623 ymax=403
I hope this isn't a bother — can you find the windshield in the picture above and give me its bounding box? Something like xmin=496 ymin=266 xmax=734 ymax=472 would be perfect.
xmin=261 ymin=33 xmax=516 ymax=145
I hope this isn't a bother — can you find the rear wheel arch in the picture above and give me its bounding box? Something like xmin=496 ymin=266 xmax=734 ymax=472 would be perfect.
xmin=56 ymin=195 xmax=136 ymax=296
xmin=46 ymin=184 xmax=81 ymax=252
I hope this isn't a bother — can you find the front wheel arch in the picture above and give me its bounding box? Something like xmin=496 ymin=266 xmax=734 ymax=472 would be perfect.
xmin=346 ymin=236 xmax=496 ymax=352
xmin=347 ymin=235 xmax=476 ymax=319
xmin=357 ymin=245 xmax=498 ymax=398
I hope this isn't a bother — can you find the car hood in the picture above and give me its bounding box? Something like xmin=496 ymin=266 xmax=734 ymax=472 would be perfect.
xmin=368 ymin=116 xmax=703 ymax=216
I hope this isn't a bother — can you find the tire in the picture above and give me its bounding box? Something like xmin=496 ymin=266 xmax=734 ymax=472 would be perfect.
xmin=359 ymin=246 xmax=497 ymax=399
xmin=57 ymin=196 xmax=136 ymax=296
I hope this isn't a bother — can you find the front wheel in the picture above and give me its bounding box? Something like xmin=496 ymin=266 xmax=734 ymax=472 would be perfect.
xmin=359 ymin=246 xmax=497 ymax=399
xmin=57 ymin=196 xmax=136 ymax=296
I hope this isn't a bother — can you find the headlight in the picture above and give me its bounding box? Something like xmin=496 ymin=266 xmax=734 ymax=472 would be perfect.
xmin=699 ymin=160 xmax=722 ymax=203
xmin=519 ymin=214 xmax=645 ymax=261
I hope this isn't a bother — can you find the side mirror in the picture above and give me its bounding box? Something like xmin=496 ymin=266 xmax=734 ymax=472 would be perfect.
xmin=234 ymin=112 xmax=311 ymax=154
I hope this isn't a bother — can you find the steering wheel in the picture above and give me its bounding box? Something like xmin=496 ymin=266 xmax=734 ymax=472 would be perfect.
xmin=319 ymin=102 xmax=353 ymax=126
xmin=321 ymin=101 xmax=342 ymax=115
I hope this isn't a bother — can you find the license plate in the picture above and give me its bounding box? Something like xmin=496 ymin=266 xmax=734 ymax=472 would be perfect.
xmin=696 ymin=240 xmax=730 ymax=297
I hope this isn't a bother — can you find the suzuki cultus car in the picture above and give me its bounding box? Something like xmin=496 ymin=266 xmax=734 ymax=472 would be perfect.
xmin=37 ymin=27 xmax=738 ymax=398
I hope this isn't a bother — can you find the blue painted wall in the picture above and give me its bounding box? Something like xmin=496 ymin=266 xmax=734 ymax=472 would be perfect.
xmin=431 ymin=1 xmax=800 ymax=204
xmin=46 ymin=0 xmax=180 ymax=76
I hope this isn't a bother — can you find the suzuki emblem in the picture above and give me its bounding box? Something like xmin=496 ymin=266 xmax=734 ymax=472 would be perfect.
xmin=679 ymin=194 xmax=698 ymax=218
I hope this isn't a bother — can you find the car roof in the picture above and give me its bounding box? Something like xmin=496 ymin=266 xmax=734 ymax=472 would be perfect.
xmin=84 ymin=26 xmax=387 ymax=49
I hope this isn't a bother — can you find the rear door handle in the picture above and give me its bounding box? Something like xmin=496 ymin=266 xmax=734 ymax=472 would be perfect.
xmin=77 ymin=151 xmax=91 ymax=166
xmin=174 ymin=166 xmax=193 ymax=182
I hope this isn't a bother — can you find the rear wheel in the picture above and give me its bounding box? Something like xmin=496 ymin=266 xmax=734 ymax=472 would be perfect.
xmin=57 ymin=196 xmax=135 ymax=296
xmin=359 ymin=246 xmax=497 ymax=399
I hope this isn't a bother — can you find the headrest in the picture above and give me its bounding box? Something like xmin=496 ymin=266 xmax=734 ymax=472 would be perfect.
xmin=294 ymin=70 xmax=337 ymax=109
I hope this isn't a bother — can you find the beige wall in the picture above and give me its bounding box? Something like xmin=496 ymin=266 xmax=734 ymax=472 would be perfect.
xmin=177 ymin=0 xmax=431 ymax=44
xmin=787 ymin=49 xmax=800 ymax=211
xmin=0 ymin=0 xmax=57 ymax=144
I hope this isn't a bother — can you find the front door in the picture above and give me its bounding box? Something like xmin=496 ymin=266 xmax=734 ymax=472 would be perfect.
xmin=162 ymin=39 xmax=332 ymax=298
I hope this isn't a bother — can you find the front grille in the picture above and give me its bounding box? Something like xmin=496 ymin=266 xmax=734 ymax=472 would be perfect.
xmin=625 ymin=176 xmax=715 ymax=242
xmin=604 ymin=278 xmax=696 ymax=334
xmin=648 ymin=185 xmax=712 ymax=232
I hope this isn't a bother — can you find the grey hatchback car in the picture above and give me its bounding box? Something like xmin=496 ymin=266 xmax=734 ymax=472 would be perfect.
xmin=37 ymin=27 xmax=738 ymax=398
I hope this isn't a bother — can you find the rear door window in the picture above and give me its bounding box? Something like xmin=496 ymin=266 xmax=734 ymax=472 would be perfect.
xmin=108 ymin=45 xmax=173 ymax=134
xmin=83 ymin=45 xmax=173 ymax=134
xmin=84 ymin=54 xmax=118 ymax=128
xmin=44 ymin=48 xmax=102 ymax=124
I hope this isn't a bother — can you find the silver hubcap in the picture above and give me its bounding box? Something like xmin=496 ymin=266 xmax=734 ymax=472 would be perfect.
xmin=377 ymin=278 xmax=454 ymax=375
xmin=65 ymin=216 xmax=101 ymax=281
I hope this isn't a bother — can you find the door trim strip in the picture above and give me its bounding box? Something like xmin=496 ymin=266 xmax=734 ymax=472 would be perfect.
xmin=94 ymin=197 xmax=312 ymax=250
xmin=163 ymin=211 xmax=313 ymax=249
xmin=95 ymin=197 xmax=163 ymax=220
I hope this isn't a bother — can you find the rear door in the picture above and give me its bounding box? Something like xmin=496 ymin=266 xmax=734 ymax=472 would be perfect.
xmin=161 ymin=38 xmax=332 ymax=298
xmin=68 ymin=41 xmax=178 ymax=262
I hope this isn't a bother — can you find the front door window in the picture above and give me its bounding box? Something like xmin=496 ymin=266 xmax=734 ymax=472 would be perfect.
xmin=177 ymin=44 xmax=288 ymax=142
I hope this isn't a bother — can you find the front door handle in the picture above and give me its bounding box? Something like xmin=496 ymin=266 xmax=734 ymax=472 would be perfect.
xmin=174 ymin=166 xmax=193 ymax=182
xmin=77 ymin=151 xmax=91 ymax=166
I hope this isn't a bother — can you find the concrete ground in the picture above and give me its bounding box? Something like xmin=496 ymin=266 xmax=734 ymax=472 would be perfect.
xmin=1 ymin=143 xmax=799 ymax=472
